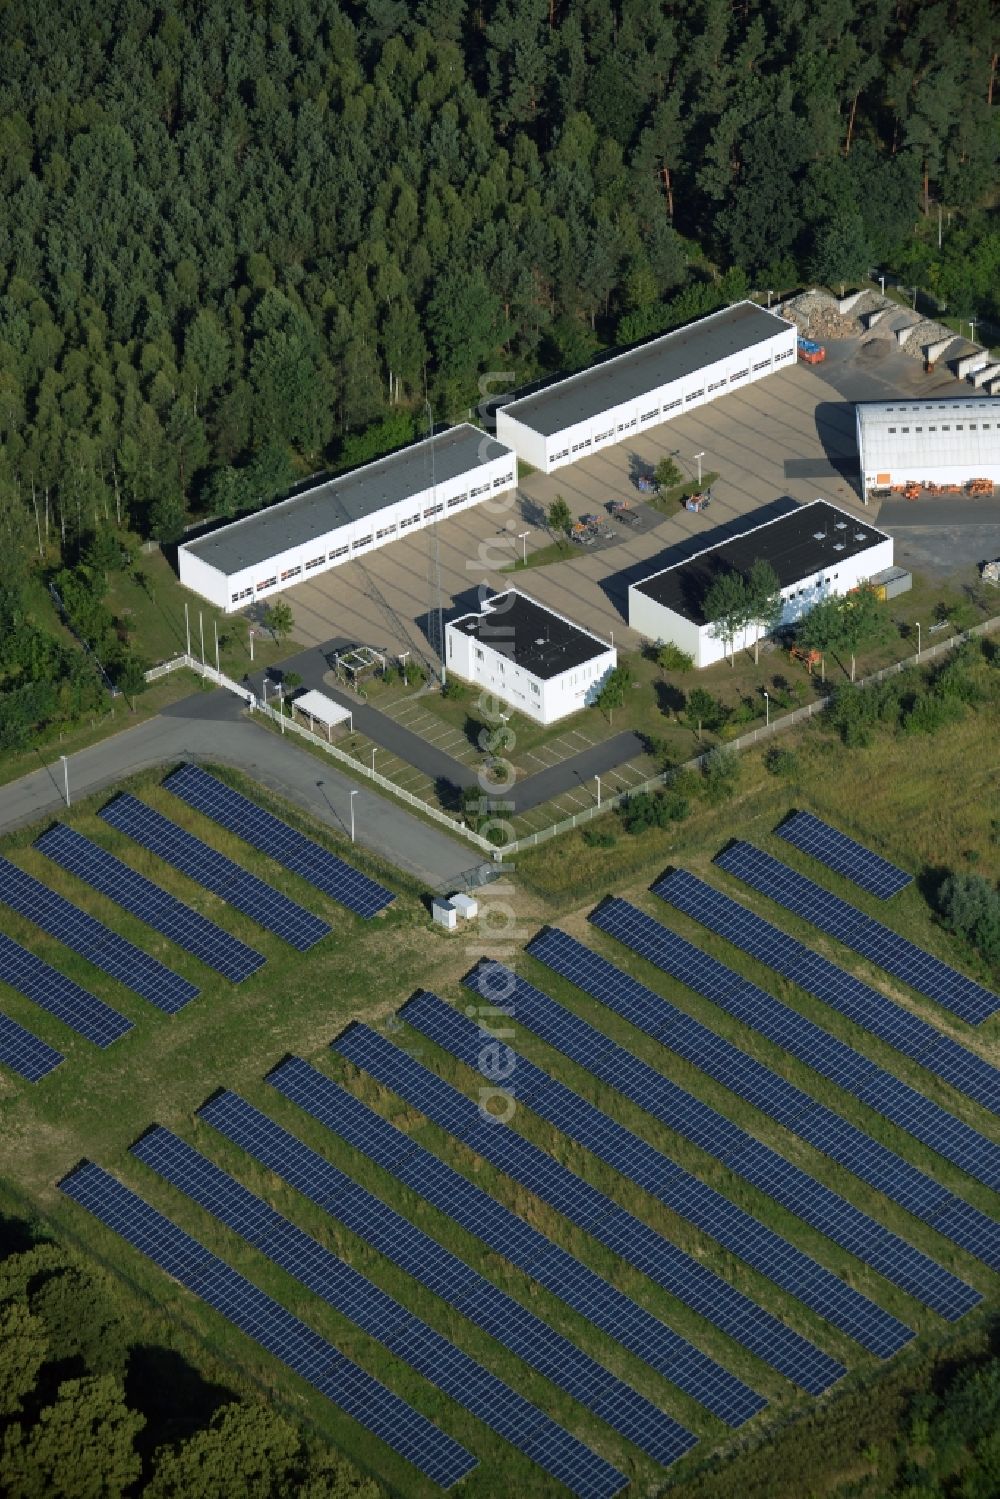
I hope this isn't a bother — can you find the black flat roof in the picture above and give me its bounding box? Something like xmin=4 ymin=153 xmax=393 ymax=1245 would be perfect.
xmin=632 ymin=501 xmax=889 ymax=625
xmin=181 ymin=424 xmax=511 ymax=577
xmin=500 ymin=302 xmax=793 ymax=437
xmin=452 ymin=591 xmax=610 ymax=679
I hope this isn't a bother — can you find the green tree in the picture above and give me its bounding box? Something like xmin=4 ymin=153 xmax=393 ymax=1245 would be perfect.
xmin=745 ymin=558 xmax=783 ymax=664
xmin=1 ymin=1375 xmax=144 ymax=1499
xmin=0 ymin=1301 xmax=47 ymax=1417
xmin=684 ymin=686 xmax=729 ymax=738
xmin=654 ymin=456 xmax=683 ymax=491
xmin=656 ymin=642 xmax=694 ymax=673
xmin=593 ymin=663 xmax=632 ymax=724
xmin=547 ymin=496 xmax=573 ymax=536
xmin=797 ymin=594 xmax=846 ymax=679
xmin=937 ymin=872 xmax=1000 ymax=968
xmin=703 ymin=570 xmax=751 ymax=666
xmin=262 ymin=601 xmax=294 ymax=644
xmin=838 ymin=584 xmax=895 ymax=681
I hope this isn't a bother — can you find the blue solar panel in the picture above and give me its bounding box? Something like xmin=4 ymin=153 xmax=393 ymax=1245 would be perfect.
xmin=199 ymin=1090 xmax=696 ymax=1469
xmin=452 ymin=974 xmax=963 ymax=1333
xmin=0 ymin=854 xmax=196 ymax=1015
xmin=0 ymin=929 xmax=132 ymax=1048
xmin=431 ymin=983 xmax=905 ymax=1373
xmin=59 ymin=1161 xmax=476 ymax=1488
xmin=36 ymin=823 xmax=265 ymax=985
xmin=654 ymin=868 xmax=1000 ymax=1117
xmin=0 ymin=1008 xmax=63 ymax=1081
xmin=716 ymin=841 xmax=998 ymax=1026
xmin=132 ymin=1127 xmax=625 ymax=1499
xmin=591 ymin=897 xmax=1000 ymax=1196
xmin=100 ymin=795 xmax=329 ymax=951
xmin=268 ymin=1054 xmax=765 ymax=1426
xmin=529 ymin=928 xmax=1000 ymax=1276
xmin=777 ymin=812 xmax=913 ymax=899
xmin=164 ymin=764 xmax=394 ymax=919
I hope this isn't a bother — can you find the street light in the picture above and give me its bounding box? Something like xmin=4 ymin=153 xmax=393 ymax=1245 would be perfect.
xmin=399 ymin=650 xmax=409 ymax=686
xmin=595 ymin=774 xmax=601 ymax=809
xmin=767 ymin=290 xmax=773 ymax=308
xmin=969 ymin=317 xmax=978 ymax=344
xmin=371 ymin=747 xmax=377 ymax=774
xmin=762 ymin=689 xmax=769 ymax=728
xmin=349 ymin=789 xmax=358 ymax=843
xmin=694 ymin=451 xmax=705 ymax=486
xmin=59 ymin=754 xmax=70 ymax=808
xmin=916 ymin=621 xmax=921 ymax=657
xmin=516 ymin=529 xmax=530 ymax=564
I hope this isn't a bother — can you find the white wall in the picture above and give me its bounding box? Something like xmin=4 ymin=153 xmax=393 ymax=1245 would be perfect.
xmin=497 ymin=315 xmax=797 ymax=475
xmin=445 ymin=621 xmax=617 ymax=725
xmin=629 ymin=536 xmax=895 ymax=669
xmin=857 ymin=401 xmax=1000 ymax=498
xmin=178 ymin=445 xmax=517 ymax=613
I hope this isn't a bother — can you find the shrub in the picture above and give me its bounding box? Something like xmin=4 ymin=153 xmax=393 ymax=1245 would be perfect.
xmin=582 ymin=828 xmax=616 ymax=848
xmin=764 ymin=746 xmax=798 ymax=777
xmin=441 ymin=677 xmax=466 ymax=700
xmin=937 ymin=872 xmax=1000 ymax=967
xmin=619 ymin=790 xmax=689 ymax=834
xmin=655 ymin=642 xmax=694 ymax=673
xmin=901 ymin=690 xmax=966 ymax=734
xmin=700 ymin=745 xmax=741 ymax=804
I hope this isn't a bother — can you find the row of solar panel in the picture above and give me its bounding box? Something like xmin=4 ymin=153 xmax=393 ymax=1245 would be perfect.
xmin=654 ymin=868 xmax=1000 ymax=1116
xmin=589 ymin=899 xmax=1000 ymax=1195
xmin=776 ymin=811 xmax=913 ymax=900
xmin=449 ymin=969 xmax=979 ymax=1323
xmin=273 ymin=1051 xmax=770 ymax=1424
xmin=1 ymin=766 xmax=394 ymax=1082
xmin=130 ymin=1126 xmax=628 ymax=1498
xmin=325 ymin=1025 xmax=832 ymax=1412
xmin=717 ymin=841 xmax=998 ymax=1027
xmin=529 ymin=928 xmax=1000 ymax=1273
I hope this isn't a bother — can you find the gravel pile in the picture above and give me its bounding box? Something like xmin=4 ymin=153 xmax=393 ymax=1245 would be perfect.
xmin=777 ymin=288 xmax=976 ymax=366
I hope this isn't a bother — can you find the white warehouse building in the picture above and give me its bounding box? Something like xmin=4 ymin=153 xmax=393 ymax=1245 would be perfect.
xmin=178 ymin=424 xmax=516 ymax=612
xmin=496 ymin=301 xmax=797 ymax=474
xmin=628 ymin=500 xmax=893 ymax=669
xmin=445 ymin=590 xmax=616 ymax=726
xmin=856 ymin=397 xmax=1000 ymax=501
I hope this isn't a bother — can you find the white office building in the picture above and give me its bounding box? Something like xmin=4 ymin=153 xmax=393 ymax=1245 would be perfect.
xmin=495 ymin=301 xmax=797 ymax=474
xmin=856 ymin=397 xmax=1000 ymax=500
xmin=178 ymin=424 xmax=516 ymax=612
xmin=445 ymin=590 xmax=617 ymax=725
xmin=629 ymin=500 xmax=893 ymax=668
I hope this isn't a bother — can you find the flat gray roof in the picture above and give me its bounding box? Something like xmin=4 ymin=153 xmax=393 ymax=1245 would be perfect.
xmin=633 ymin=501 xmax=889 ymax=625
xmin=500 ymin=302 xmax=793 ymax=438
xmin=182 ymin=424 xmax=512 ymax=577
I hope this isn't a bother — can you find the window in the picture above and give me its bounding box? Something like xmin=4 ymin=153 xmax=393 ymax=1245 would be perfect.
xmin=942 ymin=424 xmax=950 ymax=431
xmin=280 ymin=565 xmax=301 ymax=581
xmin=257 ymin=576 xmax=277 ymax=592
xmin=470 ymin=482 xmax=489 ymax=497
xmin=664 ymin=397 xmax=682 ymax=411
xmin=888 ymin=426 xmax=897 ymax=433
xmin=475 ymin=647 xmax=484 ymax=661
xmin=231 ymin=586 xmax=253 ymax=603
xmin=305 ymin=555 xmax=325 ymax=571
xmin=729 ymin=369 xmax=748 ymax=382
xmin=640 ymin=408 xmax=659 ymax=422
xmin=901 ymin=426 xmax=909 ymax=433
xmin=685 ymin=390 xmax=704 ymax=403
xmin=753 ymin=358 xmax=771 ymax=370
xmin=329 ymin=545 xmax=349 ymax=560
xmin=424 ymin=503 xmax=443 ymax=517
xmin=707 ymin=379 xmax=725 ymax=392
xmin=552 ymin=447 xmax=569 ymax=460
xmin=447 ymin=494 xmax=465 ymax=507
xmin=928 ymin=426 xmax=936 ymax=432
xmin=969 ymin=424 xmax=977 ymax=431
xmin=531 ymin=682 xmax=540 ymax=695
xmin=955 ymin=424 xmax=963 ymax=431
xmin=399 ymin=514 xmax=419 ymax=530
xmin=352 ymin=535 xmax=373 ymax=550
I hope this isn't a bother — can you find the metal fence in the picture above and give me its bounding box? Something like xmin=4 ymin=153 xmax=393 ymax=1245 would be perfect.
xmin=146 ymin=617 xmax=999 ymax=863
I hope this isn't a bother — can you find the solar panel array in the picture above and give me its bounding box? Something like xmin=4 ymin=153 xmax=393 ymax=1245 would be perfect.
xmin=100 ymin=795 xmax=329 ymax=951
xmin=0 ymin=854 xmax=197 ymax=1014
xmin=407 ymin=992 xmax=865 ymax=1378
xmin=717 ymin=841 xmax=999 ymax=1027
xmin=776 ymin=811 xmax=913 ymax=899
xmin=200 ymin=1089 xmax=696 ymax=1469
xmin=0 ymin=1008 xmax=63 ymax=1081
xmin=453 ymin=971 xmax=976 ymax=1327
xmin=590 ymin=898 xmax=1000 ymax=1195
xmin=36 ymin=824 xmax=265 ymax=985
xmin=529 ymin=928 xmax=1000 ymax=1274
xmin=270 ymin=1052 xmax=766 ymax=1426
xmin=164 ymin=764 xmax=394 ymax=919
xmin=132 ymin=1126 xmax=625 ymax=1499
xmin=59 ymin=1161 xmax=476 ymax=1489
xmin=654 ymin=868 xmax=1000 ymax=1116
xmin=0 ymin=929 xmax=133 ymax=1049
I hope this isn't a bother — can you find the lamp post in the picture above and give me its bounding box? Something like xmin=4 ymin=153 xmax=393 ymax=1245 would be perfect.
xmin=763 ymin=688 xmax=769 ymax=728
xmin=214 ymin=618 xmax=220 ymax=674
xmin=516 ymin=529 xmax=530 ymax=564
xmin=349 ymin=789 xmax=358 ymax=843
xmin=969 ymin=317 xmax=977 ymax=344
xmin=399 ymin=650 xmax=409 ymax=686
xmin=694 ymin=451 xmax=705 ymax=486
xmin=595 ymin=774 xmax=601 ymax=808
xmin=767 ymin=290 xmax=773 ymax=308
xmin=371 ymin=747 xmax=377 ymax=774
xmin=184 ymin=601 xmax=191 ymax=657
xmin=916 ymin=621 xmax=921 ymax=657
xmin=60 ymin=754 xmax=70 ymax=808
xmin=878 ymin=273 xmax=885 ymax=296
xmin=248 ymin=625 xmax=254 ymax=662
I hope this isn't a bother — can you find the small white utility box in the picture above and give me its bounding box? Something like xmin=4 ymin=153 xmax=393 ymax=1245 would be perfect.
xmin=431 ymin=898 xmax=458 ymax=930
xmin=451 ymin=893 xmax=479 ymax=920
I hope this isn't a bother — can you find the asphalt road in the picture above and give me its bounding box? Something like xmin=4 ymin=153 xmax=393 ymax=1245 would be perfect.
xmin=0 ymin=691 xmax=491 ymax=891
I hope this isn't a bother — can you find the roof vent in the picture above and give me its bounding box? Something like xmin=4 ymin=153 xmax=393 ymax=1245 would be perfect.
xmin=855 ymin=531 xmax=868 ymax=541
xmin=833 ymin=542 xmax=846 ymax=551
xmin=535 ymin=637 xmax=545 ymax=646
xmin=835 ymin=520 xmax=847 ymax=530
xmin=813 ymin=530 xmax=826 ymax=541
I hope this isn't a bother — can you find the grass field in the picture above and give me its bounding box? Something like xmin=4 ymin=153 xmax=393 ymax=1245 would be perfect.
xmin=0 ymin=704 xmax=998 ymax=1497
